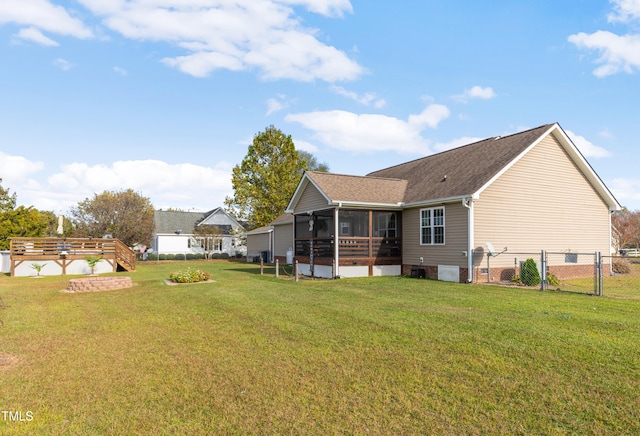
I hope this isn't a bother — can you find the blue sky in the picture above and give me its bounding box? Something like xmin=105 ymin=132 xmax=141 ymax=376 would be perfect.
xmin=1 ymin=0 xmax=639 ymax=213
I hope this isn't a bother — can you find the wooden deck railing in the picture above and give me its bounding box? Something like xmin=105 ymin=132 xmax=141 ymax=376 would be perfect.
xmin=9 ymin=237 xmax=136 ymax=274
xmin=295 ymin=237 xmax=401 ymax=258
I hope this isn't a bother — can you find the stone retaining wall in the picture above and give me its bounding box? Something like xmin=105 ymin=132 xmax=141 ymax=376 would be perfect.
xmin=67 ymin=276 xmax=132 ymax=292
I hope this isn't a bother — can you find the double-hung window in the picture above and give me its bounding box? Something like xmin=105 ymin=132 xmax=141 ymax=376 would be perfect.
xmin=420 ymin=207 xmax=445 ymax=245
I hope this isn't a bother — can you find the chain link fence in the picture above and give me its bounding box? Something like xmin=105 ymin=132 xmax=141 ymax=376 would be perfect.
xmin=600 ymin=255 xmax=640 ymax=300
xmin=476 ymin=250 xmax=640 ymax=299
xmin=476 ymin=250 xmax=599 ymax=295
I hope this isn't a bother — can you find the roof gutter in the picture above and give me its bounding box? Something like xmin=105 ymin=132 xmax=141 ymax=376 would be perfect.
xmin=328 ymin=200 xmax=405 ymax=209
xmin=403 ymin=194 xmax=478 ymax=209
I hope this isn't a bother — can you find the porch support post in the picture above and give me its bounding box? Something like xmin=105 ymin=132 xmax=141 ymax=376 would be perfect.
xmin=368 ymin=210 xmax=373 ymax=276
xmin=334 ymin=207 xmax=340 ymax=278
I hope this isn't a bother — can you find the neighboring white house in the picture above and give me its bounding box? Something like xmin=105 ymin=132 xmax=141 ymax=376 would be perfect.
xmin=152 ymin=208 xmax=246 ymax=257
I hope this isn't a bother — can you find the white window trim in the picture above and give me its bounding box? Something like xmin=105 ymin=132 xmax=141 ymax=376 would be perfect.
xmin=420 ymin=206 xmax=445 ymax=245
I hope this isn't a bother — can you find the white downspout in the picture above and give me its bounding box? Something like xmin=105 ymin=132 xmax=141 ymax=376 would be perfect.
xmin=463 ymin=197 xmax=474 ymax=283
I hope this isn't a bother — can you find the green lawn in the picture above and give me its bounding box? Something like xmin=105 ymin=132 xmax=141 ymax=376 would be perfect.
xmin=1 ymin=261 xmax=639 ymax=434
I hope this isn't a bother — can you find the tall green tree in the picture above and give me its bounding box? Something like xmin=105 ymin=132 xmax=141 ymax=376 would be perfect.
xmin=0 ymin=178 xmax=17 ymax=212
xmin=69 ymin=189 xmax=155 ymax=247
xmin=298 ymin=150 xmax=330 ymax=173
xmin=226 ymin=125 xmax=327 ymax=229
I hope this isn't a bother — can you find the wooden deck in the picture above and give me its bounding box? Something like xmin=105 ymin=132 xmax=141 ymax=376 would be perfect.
xmin=9 ymin=237 xmax=136 ymax=277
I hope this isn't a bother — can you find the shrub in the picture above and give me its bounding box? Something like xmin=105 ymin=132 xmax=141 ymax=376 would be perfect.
xmin=510 ymin=274 xmax=523 ymax=285
xmin=169 ymin=268 xmax=211 ymax=283
xmin=613 ymin=258 xmax=632 ymax=274
xmin=521 ymin=258 xmax=541 ymax=286
xmin=546 ymin=273 xmax=560 ymax=287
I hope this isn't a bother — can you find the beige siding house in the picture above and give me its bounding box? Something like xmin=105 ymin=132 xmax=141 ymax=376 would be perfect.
xmin=272 ymin=213 xmax=294 ymax=263
xmin=245 ymin=226 xmax=272 ymax=262
xmin=286 ymin=123 xmax=620 ymax=282
xmin=245 ymin=213 xmax=294 ymax=264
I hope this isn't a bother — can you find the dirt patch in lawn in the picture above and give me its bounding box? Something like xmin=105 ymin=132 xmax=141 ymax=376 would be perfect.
xmin=0 ymin=353 xmax=19 ymax=370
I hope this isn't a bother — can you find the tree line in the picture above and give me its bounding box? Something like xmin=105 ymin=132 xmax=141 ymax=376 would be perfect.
xmin=0 ymin=125 xmax=328 ymax=250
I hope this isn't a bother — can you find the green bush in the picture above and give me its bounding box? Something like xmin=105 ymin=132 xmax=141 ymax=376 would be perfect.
xmin=169 ymin=268 xmax=211 ymax=283
xmin=521 ymin=258 xmax=541 ymax=286
xmin=546 ymin=273 xmax=560 ymax=287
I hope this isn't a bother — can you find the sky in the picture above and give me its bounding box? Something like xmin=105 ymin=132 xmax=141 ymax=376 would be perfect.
xmin=1 ymin=0 xmax=639 ymax=214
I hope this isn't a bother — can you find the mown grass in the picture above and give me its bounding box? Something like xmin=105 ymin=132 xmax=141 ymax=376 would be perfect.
xmin=1 ymin=261 xmax=639 ymax=434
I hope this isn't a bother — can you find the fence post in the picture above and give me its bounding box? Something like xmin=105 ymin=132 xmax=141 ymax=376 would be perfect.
xmin=540 ymin=250 xmax=546 ymax=291
xmin=597 ymin=251 xmax=603 ymax=296
xmin=275 ymin=259 xmax=279 ymax=278
xmin=260 ymin=257 xmax=264 ymax=275
xmin=294 ymin=260 xmax=299 ymax=282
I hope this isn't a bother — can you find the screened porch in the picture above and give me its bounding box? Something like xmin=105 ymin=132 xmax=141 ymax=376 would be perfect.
xmin=294 ymin=209 xmax=401 ymax=278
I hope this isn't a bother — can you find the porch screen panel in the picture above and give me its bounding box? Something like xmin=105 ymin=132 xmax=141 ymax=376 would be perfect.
xmin=373 ymin=212 xmax=398 ymax=238
xmin=339 ymin=210 xmax=369 ymax=236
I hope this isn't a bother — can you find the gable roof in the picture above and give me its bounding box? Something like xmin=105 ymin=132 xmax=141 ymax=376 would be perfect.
xmin=154 ymin=208 xmax=246 ymax=235
xmin=286 ymin=171 xmax=408 ymax=211
xmin=271 ymin=213 xmax=294 ymax=226
xmin=368 ymin=124 xmax=555 ymax=204
xmin=287 ymin=123 xmax=620 ymax=212
xmin=246 ymin=225 xmax=273 ymax=236
xmin=154 ymin=210 xmax=205 ymax=234
xmin=198 ymin=207 xmax=245 ymax=231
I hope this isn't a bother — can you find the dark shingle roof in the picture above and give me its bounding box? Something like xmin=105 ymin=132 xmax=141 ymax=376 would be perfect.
xmin=367 ymin=123 xmax=554 ymax=204
xmin=271 ymin=213 xmax=294 ymax=226
xmin=154 ymin=210 xmax=205 ymax=234
xmin=306 ymin=171 xmax=408 ymax=205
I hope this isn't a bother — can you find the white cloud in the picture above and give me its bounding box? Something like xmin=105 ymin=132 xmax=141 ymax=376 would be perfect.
xmin=47 ymin=159 xmax=233 ymax=210
xmin=330 ymin=85 xmax=386 ymax=108
xmin=14 ymin=26 xmax=58 ymax=46
xmin=2 ymin=155 xmax=233 ymax=212
xmin=453 ymin=85 xmax=496 ymax=103
xmin=566 ymin=130 xmax=611 ymax=158
xmin=608 ymin=177 xmax=640 ymax=210
xmin=113 ymin=66 xmax=128 ymax=76
xmin=285 ymin=103 xmax=450 ymax=154
xmin=0 ymin=152 xmax=44 ymax=183
xmin=569 ymin=31 xmax=640 ymax=77
xmin=77 ymin=0 xmax=362 ymax=82
xmin=53 ymin=58 xmax=73 ymax=71
xmin=608 ymin=0 xmax=640 ymax=23
xmin=266 ymin=97 xmax=287 ymax=115
xmin=292 ymin=139 xmax=318 ymax=152
xmin=280 ymin=0 xmax=353 ymax=17
xmin=0 ymin=0 xmax=93 ymax=39
xmin=569 ymin=1 xmax=640 ymax=77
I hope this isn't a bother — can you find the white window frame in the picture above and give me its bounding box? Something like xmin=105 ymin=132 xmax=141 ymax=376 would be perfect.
xmin=213 ymin=238 xmax=223 ymax=251
xmin=420 ymin=207 xmax=445 ymax=245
